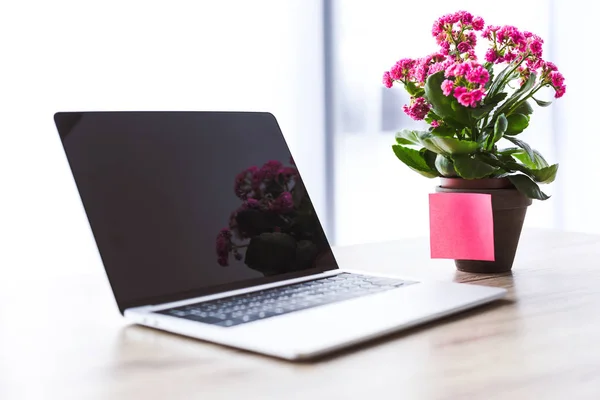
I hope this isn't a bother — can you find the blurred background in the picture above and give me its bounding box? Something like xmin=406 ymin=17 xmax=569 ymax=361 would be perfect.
xmin=0 ymin=0 xmax=593 ymax=277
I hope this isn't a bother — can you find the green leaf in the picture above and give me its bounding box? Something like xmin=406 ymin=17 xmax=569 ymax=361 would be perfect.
xmin=512 ymin=149 xmax=549 ymax=169
xmin=395 ymin=129 xmax=425 ymax=146
xmin=430 ymin=125 xmax=456 ymax=136
xmin=470 ymin=103 xmax=496 ymax=120
xmin=442 ymin=117 xmax=469 ymax=129
xmin=532 ymin=97 xmax=552 ymax=107
xmin=493 ymin=114 xmax=508 ymax=141
xmin=499 ymin=159 xmax=558 ymax=184
xmin=520 ymin=73 xmax=537 ymax=93
xmin=505 ymin=136 xmax=535 ymax=163
xmin=486 ymin=65 xmax=515 ymax=98
xmin=420 ymin=133 xmax=479 ymax=155
xmin=434 ymin=154 xmax=457 ymax=177
xmin=498 ymin=147 xmax=521 ymax=155
xmin=483 ymin=92 xmax=508 ymax=106
xmin=405 ymin=81 xmax=425 ymax=98
xmin=508 ymin=174 xmax=550 ymax=200
xmin=514 ymin=100 xmax=534 ymax=115
xmin=484 ymin=62 xmax=495 ymax=90
xmin=529 ymin=163 xmax=559 ymax=184
xmin=424 ymin=71 xmax=469 ymax=127
xmin=494 ymin=73 xmax=537 ymax=120
xmin=505 ymin=113 xmax=529 ymax=135
xmin=392 ymin=144 xmax=439 ymax=178
xmin=421 ymin=149 xmax=439 ymax=172
xmin=478 ymin=128 xmax=492 ymax=147
xmin=424 ymin=110 xmax=442 ymax=124
xmin=452 ymin=154 xmax=499 ymax=179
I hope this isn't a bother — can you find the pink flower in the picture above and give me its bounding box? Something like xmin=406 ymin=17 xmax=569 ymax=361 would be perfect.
xmin=402 ymin=97 xmax=431 ymax=121
xmin=431 ymin=11 xmax=483 ymax=59
xmin=503 ymin=51 xmax=518 ymax=63
xmin=382 ymin=71 xmax=393 ymax=88
xmin=472 ymin=16 xmax=484 ymax=30
xmin=496 ymin=26 xmax=525 ymax=49
xmin=439 ymin=41 xmax=450 ymax=55
xmin=466 ymin=65 xmax=490 ymax=85
xmin=259 ymin=160 xmax=283 ymax=181
xmin=413 ymin=53 xmax=448 ymax=83
xmin=544 ymin=61 xmax=558 ymax=71
xmin=529 ymin=38 xmax=543 ymax=58
xmin=555 ymin=85 xmax=566 ymax=98
xmin=246 ymin=198 xmax=261 ymax=209
xmin=428 ymin=58 xmax=452 ymax=76
xmin=444 ymin=63 xmax=460 ymax=77
xmin=526 ymin=57 xmax=544 ymax=71
xmin=234 ymin=166 xmax=257 ymax=200
xmin=465 ymin=32 xmax=477 ymax=46
xmin=453 ymin=86 xmax=484 ymax=108
xmin=431 ymin=120 xmax=440 ymax=128
xmin=453 ymin=86 xmax=467 ymax=98
xmin=390 ymin=58 xmax=416 ymax=81
xmin=456 ymin=91 xmax=474 ymax=107
xmin=484 ymin=48 xmax=498 ymax=63
xmin=412 ymin=53 xmax=446 ymax=83
xmin=470 ymin=88 xmax=484 ymax=103
xmin=457 ymin=42 xmax=471 ymax=53
xmin=482 ymin=25 xmax=500 ymax=40
xmin=271 ymin=192 xmax=294 ymax=213
xmin=445 ymin=60 xmax=487 ymax=81
xmin=459 ymin=11 xmax=473 ymax=24
xmin=441 ymin=79 xmax=454 ymax=96
xmin=550 ymin=71 xmax=565 ymax=88
xmin=277 ymin=167 xmax=297 ymax=181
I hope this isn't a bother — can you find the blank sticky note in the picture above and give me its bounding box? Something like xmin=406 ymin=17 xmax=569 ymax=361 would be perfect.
xmin=429 ymin=193 xmax=495 ymax=261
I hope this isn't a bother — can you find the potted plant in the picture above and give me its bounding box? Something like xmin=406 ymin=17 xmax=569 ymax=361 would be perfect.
xmin=382 ymin=11 xmax=566 ymax=273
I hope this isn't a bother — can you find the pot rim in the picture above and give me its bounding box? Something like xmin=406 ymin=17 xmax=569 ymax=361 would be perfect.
xmin=439 ymin=177 xmax=513 ymax=190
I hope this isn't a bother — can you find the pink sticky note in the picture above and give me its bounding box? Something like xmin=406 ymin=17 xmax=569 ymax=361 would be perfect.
xmin=429 ymin=193 xmax=495 ymax=261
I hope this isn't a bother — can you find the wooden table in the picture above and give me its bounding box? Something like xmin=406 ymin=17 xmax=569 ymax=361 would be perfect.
xmin=2 ymin=229 xmax=600 ymax=399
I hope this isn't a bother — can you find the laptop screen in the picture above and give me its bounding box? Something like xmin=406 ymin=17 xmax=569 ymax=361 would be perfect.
xmin=55 ymin=112 xmax=338 ymax=313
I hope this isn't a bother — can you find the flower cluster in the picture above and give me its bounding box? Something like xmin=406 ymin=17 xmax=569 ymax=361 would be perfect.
xmin=483 ymin=26 xmax=543 ymax=65
xmin=541 ymin=61 xmax=566 ymax=98
xmin=383 ymin=10 xmax=567 ymax=120
xmin=383 ymin=54 xmax=453 ymax=120
xmin=442 ymin=61 xmax=489 ymax=107
xmin=217 ymin=159 xmax=299 ymax=267
xmin=432 ymin=11 xmax=485 ymax=60
xmin=233 ymin=160 xmax=297 ymax=201
xmin=403 ymin=97 xmax=431 ymax=120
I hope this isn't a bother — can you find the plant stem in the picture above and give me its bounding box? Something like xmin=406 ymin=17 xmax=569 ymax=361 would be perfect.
xmin=497 ymin=56 xmax=527 ymax=93
xmin=506 ymin=84 xmax=544 ymax=116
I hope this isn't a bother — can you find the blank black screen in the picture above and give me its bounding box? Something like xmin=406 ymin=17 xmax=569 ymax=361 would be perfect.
xmin=55 ymin=112 xmax=338 ymax=312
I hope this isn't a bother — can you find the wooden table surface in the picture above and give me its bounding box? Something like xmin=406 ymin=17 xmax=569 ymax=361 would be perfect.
xmin=2 ymin=229 xmax=600 ymax=399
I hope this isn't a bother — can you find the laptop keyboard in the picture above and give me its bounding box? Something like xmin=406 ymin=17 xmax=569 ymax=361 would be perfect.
xmin=156 ymin=273 xmax=414 ymax=327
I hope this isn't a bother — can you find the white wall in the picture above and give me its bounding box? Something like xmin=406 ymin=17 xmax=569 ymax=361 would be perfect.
xmin=0 ymin=0 xmax=325 ymax=277
xmin=551 ymin=0 xmax=600 ymax=233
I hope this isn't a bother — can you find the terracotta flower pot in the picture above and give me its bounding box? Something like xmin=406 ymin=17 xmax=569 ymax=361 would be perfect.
xmin=435 ymin=177 xmax=532 ymax=273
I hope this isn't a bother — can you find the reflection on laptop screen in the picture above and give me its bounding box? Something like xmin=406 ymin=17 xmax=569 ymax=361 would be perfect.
xmin=55 ymin=112 xmax=338 ymax=311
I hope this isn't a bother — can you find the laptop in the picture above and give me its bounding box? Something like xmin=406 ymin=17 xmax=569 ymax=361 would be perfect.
xmin=54 ymin=111 xmax=506 ymax=360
